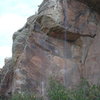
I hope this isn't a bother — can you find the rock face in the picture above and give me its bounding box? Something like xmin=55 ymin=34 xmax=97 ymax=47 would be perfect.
xmin=0 ymin=0 xmax=100 ymax=97
xmin=77 ymin=0 xmax=100 ymax=14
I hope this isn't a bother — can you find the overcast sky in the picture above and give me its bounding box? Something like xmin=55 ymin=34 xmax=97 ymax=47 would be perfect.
xmin=0 ymin=0 xmax=43 ymax=68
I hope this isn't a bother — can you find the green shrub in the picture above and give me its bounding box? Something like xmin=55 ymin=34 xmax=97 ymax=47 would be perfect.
xmin=10 ymin=93 xmax=35 ymax=100
xmin=47 ymin=78 xmax=70 ymax=100
xmin=47 ymin=78 xmax=100 ymax=100
xmin=9 ymin=93 xmax=43 ymax=100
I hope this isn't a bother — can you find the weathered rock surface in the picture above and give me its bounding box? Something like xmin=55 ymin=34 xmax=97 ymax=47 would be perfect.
xmin=77 ymin=0 xmax=100 ymax=14
xmin=0 ymin=0 xmax=100 ymax=98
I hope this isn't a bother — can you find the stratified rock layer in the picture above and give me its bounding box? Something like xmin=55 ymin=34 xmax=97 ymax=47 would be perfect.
xmin=0 ymin=0 xmax=100 ymax=97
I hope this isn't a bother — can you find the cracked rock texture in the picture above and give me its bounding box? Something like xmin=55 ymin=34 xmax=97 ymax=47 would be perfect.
xmin=0 ymin=0 xmax=100 ymax=97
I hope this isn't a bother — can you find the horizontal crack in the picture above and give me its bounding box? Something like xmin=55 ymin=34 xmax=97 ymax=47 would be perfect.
xmin=79 ymin=33 xmax=96 ymax=38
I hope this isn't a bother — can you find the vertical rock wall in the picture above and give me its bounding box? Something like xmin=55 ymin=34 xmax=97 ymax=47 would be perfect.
xmin=0 ymin=0 xmax=100 ymax=97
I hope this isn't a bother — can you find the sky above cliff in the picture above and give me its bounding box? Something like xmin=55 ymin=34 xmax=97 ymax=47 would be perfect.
xmin=0 ymin=0 xmax=43 ymax=68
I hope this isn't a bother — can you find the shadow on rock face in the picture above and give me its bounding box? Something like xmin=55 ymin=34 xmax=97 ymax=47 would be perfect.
xmin=77 ymin=0 xmax=100 ymax=14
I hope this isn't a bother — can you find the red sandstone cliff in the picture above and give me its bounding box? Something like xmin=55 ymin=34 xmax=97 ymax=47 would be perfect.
xmin=0 ymin=0 xmax=100 ymax=98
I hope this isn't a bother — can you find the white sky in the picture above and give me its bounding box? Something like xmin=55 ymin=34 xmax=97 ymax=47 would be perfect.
xmin=0 ymin=0 xmax=43 ymax=68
